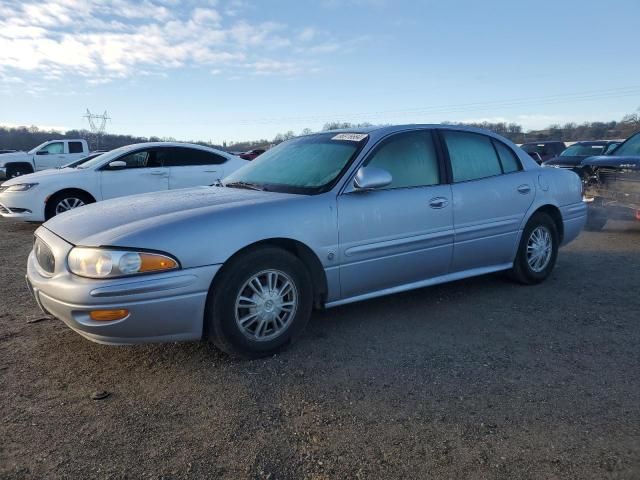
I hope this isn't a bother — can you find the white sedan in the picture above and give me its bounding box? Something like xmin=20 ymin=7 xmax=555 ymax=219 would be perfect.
xmin=0 ymin=142 xmax=247 ymax=222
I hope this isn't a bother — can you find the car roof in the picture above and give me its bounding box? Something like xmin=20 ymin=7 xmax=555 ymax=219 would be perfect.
xmin=320 ymin=124 xmax=518 ymax=143
xmin=115 ymin=142 xmax=231 ymax=156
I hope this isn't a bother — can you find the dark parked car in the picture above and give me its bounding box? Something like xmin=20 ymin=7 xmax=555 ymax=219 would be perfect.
xmin=542 ymin=140 xmax=622 ymax=171
xmin=581 ymin=132 xmax=640 ymax=230
xmin=239 ymin=148 xmax=266 ymax=160
xmin=520 ymin=141 xmax=566 ymax=163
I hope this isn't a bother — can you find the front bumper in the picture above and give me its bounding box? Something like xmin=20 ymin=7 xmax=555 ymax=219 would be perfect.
xmin=0 ymin=190 xmax=45 ymax=221
xmin=27 ymin=226 xmax=221 ymax=345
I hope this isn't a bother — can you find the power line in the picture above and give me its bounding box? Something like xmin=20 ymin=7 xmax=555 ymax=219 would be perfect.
xmin=83 ymin=109 xmax=111 ymax=150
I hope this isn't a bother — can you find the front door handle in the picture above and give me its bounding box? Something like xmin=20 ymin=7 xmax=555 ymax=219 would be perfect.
xmin=150 ymin=170 xmax=167 ymax=176
xmin=429 ymin=197 xmax=449 ymax=209
xmin=517 ymin=184 xmax=532 ymax=194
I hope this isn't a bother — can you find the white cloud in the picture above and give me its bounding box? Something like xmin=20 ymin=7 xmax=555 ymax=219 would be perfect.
xmin=0 ymin=0 xmax=357 ymax=88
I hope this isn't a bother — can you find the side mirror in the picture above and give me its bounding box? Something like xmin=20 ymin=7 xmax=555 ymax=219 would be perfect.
xmin=107 ymin=160 xmax=127 ymax=170
xmin=353 ymin=166 xmax=392 ymax=191
xmin=36 ymin=150 xmax=49 ymax=155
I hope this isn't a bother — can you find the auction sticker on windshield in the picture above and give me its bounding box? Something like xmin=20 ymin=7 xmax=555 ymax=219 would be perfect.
xmin=331 ymin=133 xmax=368 ymax=142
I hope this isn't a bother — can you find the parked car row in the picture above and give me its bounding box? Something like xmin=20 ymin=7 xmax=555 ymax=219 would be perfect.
xmin=20 ymin=124 xmax=587 ymax=358
xmin=0 ymin=143 xmax=247 ymax=221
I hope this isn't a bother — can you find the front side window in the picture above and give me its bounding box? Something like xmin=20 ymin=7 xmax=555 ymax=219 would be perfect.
xmin=443 ymin=131 xmax=503 ymax=182
xmin=613 ymin=133 xmax=640 ymax=156
xmin=223 ymin=133 xmax=366 ymax=194
xmin=68 ymin=141 xmax=84 ymax=154
xmin=41 ymin=142 xmax=64 ymax=155
xmin=365 ymin=130 xmax=440 ymax=188
xmin=109 ymin=150 xmax=163 ymax=169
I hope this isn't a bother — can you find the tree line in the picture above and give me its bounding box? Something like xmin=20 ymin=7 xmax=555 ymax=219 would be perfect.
xmin=1 ymin=109 xmax=639 ymax=153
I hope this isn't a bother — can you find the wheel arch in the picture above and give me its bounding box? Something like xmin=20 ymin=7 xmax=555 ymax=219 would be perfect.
xmin=4 ymin=162 xmax=35 ymax=174
xmin=45 ymin=188 xmax=97 ymax=219
xmin=528 ymin=204 xmax=564 ymax=243
xmin=212 ymin=237 xmax=328 ymax=309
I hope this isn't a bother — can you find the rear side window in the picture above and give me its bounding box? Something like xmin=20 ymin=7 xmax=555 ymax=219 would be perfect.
xmin=493 ymin=141 xmax=521 ymax=173
xmin=163 ymin=148 xmax=227 ymax=166
xmin=365 ymin=130 xmax=440 ymax=188
xmin=68 ymin=141 xmax=84 ymax=154
xmin=443 ymin=131 xmax=502 ymax=182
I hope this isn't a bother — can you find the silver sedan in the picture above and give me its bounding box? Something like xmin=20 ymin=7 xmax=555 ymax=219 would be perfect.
xmin=26 ymin=125 xmax=587 ymax=358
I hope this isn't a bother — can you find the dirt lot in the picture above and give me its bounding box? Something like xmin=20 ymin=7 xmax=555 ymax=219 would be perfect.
xmin=1 ymin=218 xmax=639 ymax=479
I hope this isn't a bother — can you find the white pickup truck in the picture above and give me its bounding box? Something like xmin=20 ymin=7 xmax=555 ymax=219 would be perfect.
xmin=0 ymin=139 xmax=90 ymax=179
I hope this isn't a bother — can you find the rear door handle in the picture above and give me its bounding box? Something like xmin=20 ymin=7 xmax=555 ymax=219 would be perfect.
xmin=429 ymin=197 xmax=449 ymax=209
xmin=517 ymin=184 xmax=532 ymax=194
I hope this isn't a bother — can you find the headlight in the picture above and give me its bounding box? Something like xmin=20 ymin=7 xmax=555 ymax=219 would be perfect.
xmin=67 ymin=247 xmax=179 ymax=279
xmin=4 ymin=183 xmax=38 ymax=192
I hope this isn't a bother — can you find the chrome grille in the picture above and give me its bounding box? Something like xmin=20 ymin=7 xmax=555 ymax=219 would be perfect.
xmin=34 ymin=237 xmax=55 ymax=274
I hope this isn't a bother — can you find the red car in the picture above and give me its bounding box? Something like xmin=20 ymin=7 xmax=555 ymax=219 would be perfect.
xmin=239 ymin=148 xmax=266 ymax=160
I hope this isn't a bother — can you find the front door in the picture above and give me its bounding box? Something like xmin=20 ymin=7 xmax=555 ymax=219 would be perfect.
xmin=337 ymin=129 xmax=454 ymax=300
xmin=33 ymin=141 xmax=65 ymax=171
xmin=100 ymin=148 xmax=169 ymax=200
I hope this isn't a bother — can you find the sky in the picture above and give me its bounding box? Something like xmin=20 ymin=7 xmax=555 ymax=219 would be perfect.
xmin=1 ymin=0 xmax=639 ymax=144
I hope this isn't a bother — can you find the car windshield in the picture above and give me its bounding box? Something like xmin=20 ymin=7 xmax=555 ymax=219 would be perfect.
xmin=560 ymin=143 xmax=605 ymax=156
xmin=76 ymin=145 xmax=135 ymax=169
xmin=61 ymin=153 xmax=103 ymax=169
xmin=612 ymin=133 xmax=640 ymax=156
xmin=223 ymin=133 xmax=367 ymax=194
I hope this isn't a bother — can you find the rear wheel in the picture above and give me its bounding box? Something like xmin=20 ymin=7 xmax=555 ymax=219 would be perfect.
xmin=205 ymin=247 xmax=313 ymax=358
xmin=45 ymin=191 xmax=94 ymax=220
xmin=509 ymin=212 xmax=559 ymax=285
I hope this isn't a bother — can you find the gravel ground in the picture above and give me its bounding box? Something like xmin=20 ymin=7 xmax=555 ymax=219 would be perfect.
xmin=1 ymin=218 xmax=639 ymax=479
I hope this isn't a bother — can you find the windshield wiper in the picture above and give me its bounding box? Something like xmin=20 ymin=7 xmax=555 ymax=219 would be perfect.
xmin=224 ymin=181 xmax=266 ymax=191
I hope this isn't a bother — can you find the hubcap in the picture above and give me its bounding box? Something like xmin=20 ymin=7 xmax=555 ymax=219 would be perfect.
xmin=55 ymin=197 xmax=85 ymax=215
xmin=234 ymin=269 xmax=298 ymax=342
xmin=526 ymin=226 xmax=553 ymax=273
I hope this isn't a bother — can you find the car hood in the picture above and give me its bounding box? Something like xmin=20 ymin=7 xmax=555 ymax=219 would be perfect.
xmin=581 ymin=155 xmax=640 ymax=168
xmin=44 ymin=186 xmax=296 ymax=246
xmin=1 ymin=167 xmax=84 ymax=186
xmin=0 ymin=151 xmax=28 ymax=163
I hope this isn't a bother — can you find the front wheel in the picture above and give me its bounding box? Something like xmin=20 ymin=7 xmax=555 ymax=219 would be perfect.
xmin=45 ymin=191 xmax=93 ymax=220
xmin=205 ymin=247 xmax=313 ymax=358
xmin=509 ymin=212 xmax=559 ymax=285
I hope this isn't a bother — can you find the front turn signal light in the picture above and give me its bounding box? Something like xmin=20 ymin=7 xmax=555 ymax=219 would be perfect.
xmin=89 ymin=309 xmax=129 ymax=322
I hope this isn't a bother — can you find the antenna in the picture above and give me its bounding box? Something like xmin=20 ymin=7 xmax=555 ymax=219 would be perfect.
xmin=83 ymin=109 xmax=111 ymax=150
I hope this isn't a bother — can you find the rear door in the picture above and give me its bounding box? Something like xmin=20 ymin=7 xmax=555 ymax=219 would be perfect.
xmin=100 ymin=148 xmax=169 ymax=200
xmin=337 ymin=129 xmax=454 ymax=299
xmin=64 ymin=141 xmax=87 ymax=167
xmin=441 ymin=129 xmax=535 ymax=272
xmin=166 ymin=147 xmax=228 ymax=189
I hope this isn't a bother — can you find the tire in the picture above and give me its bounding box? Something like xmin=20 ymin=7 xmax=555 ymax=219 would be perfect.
xmin=45 ymin=191 xmax=94 ymax=220
xmin=205 ymin=247 xmax=313 ymax=359
xmin=6 ymin=164 xmax=33 ymax=179
xmin=585 ymin=207 xmax=607 ymax=231
xmin=509 ymin=212 xmax=559 ymax=285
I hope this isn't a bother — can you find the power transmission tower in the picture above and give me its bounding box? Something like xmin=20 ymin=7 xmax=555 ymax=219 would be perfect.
xmin=83 ymin=109 xmax=110 ymax=151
